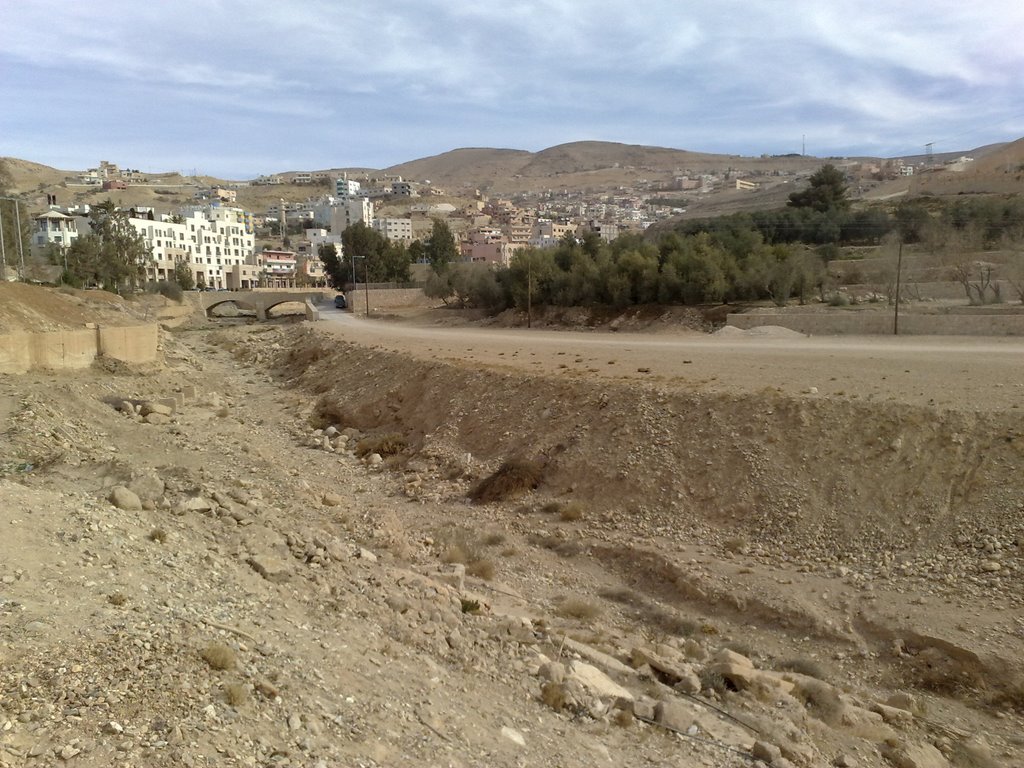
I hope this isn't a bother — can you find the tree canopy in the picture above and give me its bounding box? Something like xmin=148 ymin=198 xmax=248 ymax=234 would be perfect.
xmin=63 ymin=200 xmax=151 ymax=291
xmin=787 ymin=164 xmax=850 ymax=213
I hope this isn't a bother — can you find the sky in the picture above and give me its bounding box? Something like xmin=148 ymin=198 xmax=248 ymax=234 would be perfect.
xmin=3 ymin=1 xmax=1024 ymax=180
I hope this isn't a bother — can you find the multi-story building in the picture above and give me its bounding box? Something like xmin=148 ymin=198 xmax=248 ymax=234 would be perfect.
xmin=330 ymin=197 xmax=373 ymax=233
xmin=31 ymin=211 xmax=80 ymax=253
xmin=335 ymin=176 xmax=361 ymax=199
xmin=261 ymin=250 xmax=297 ymax=287
xmin=130 ymin=204 xmax=257 ymax=289
xmin=372 ymin=217 xmax=413 ymax=242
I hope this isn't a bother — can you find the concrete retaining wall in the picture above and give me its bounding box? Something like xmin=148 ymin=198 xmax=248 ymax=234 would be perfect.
xmin=0 ymin=324 xmax=160 ymax=374
xmin=347 ymin=287 xmax=434 ymax=314
xmin=726 ymin=311 xmax=1024 ymax=336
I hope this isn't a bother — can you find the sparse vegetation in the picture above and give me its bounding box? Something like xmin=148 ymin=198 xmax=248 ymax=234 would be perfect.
xmin=224 ymin=682 xmax=249 ymax=707
xmin=354 ymin=433 xmax=407 ymax=458
xmin=200 ymin=643 xmax=236 ymax=671
xmin=147 ymin=527 xmax=167 ymax=543
xmin=107 ymin=592 xmax=128 ymax=607
xmin=554 ymin=597 xmax=602 ymax=621
xmin=469 ymin=459 xmax=543 ymax=503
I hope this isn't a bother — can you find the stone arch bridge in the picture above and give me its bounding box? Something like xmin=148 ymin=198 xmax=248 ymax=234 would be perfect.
xmin=197 ymin=291 xmax=327 ymax=321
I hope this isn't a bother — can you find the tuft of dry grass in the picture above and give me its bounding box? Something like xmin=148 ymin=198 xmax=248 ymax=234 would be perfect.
xmin=778 ymin=657 xmax=827 ymax=680
xmin=107 ymin=592 xmax=128 ymax=607
xmin=354 ymin=433 xmax=407 ymax=458
xmin=466 ymin=559 xmax=496 ymax=580
xmin=224 ymin=682 xmax=249 ymax=707
xmin=482 ymin=532 xmax=507 ymax=547
xmin=555 ymin=597 xmax=602 ymax=621
xmin=612 ymin=707 xmax=634 ymax=728
xmin=792 ymin=679 xmax=844 ymax=724
xmin=470 ymin=459 xmax=543 ymax=504
xmin=200 ymin=643 xmax=236 ymax=671
xmin=559 ymin=503 xmax=585 ymax=522
xmin=147 ymin=527 xmax=167 ymax=543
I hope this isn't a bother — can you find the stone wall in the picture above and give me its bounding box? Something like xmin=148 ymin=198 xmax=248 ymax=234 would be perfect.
xmin=346 ymin=288 xmax=434 ymax=314
xmin=0 ymin=324 xmax=160 ymax=374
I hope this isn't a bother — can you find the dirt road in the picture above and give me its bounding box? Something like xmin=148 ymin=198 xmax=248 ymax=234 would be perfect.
xmin=320 ymin=307 xmax=1024 ymax=412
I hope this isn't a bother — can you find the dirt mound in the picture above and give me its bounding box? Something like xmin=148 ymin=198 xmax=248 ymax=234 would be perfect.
xmin=0 ymin=283 xmax=168 ymax=333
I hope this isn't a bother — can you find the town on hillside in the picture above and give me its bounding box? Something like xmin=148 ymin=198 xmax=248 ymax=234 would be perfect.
xmin=11 ymin=150 xmax=964 ymax=290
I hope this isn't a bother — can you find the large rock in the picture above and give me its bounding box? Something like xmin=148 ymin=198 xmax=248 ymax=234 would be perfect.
xmin=882 ymin=741 xmax=950 ymax=768
xmin=567 ymin=661 xmax=634 ymax=702
xmin=247 ymin=555 xmax=293 ymax=584
xmin=108 ymin=485 xmax=142 ymax=511
xmin=127 ymin=472 xmax=165 ymax=502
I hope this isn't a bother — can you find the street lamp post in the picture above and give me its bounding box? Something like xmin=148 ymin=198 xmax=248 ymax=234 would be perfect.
xmin=0 ymin=195 xmax=28 ymax=281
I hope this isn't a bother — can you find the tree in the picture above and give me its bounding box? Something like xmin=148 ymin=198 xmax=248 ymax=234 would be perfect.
xmin=318 ymin=243 xmax=346 ymax=289
xmin=172 ymin=260 xmax=195 ymax=290
xmin=67 ymin=200 xmax=151 ymax=292
xmin=423 ymin=218 xmax=458 ymax=273
xmin=788 ymin=164 xmax=850 ymax=213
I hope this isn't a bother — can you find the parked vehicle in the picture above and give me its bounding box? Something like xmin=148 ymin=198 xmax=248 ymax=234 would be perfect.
xmin=334 ymin=294 xmax=347 ymax=309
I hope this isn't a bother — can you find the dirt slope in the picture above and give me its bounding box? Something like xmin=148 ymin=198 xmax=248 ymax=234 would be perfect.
xmin=1 ymin=299 xmax=1023 ymax=766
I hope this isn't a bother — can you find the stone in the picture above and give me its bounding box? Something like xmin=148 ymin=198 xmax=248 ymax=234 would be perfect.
xmin=871 ymin=701 xmax=913 ymax=725
xmin=563 ymin=638 xmax=634 ymax=677
xmin=631 ymin=697 xmax=657 ymax=721
xmin=881 ymin=740 xmax=951 ymax=768
xmin=355 ymin=548 xmax=378 ymax=564
xmin=834 ymin=754 xmax=858 ymax=767
xmin=128 ymin=473 xmax=165 ymax=502
xmin=431 ymin=563 xmax=465 ymax=592
xmin=367 ymin=453 xmax=383 ymax=467
xmin=144 ymin=413 xmax=170 ymax=425
xmin=752 ymin=741 xmax=783 ymax=763
xmin=568 ymin=660 xmax=634 ymax=702
xmin=102 ymin=722 xmax=124 ymax=735
xmin=247 ymin=555 xmax=292 ymax=583
xmin=321 ymin=493 xmax=343 ymax=507
xmin=180 ymin=496 xmax=214 ymax=512
xmin=109 ymin=486 xmax=142 ymax=511
xmin=653 ymin=699 xmax=695 ymax=732
xmin=500 ymin=726 xmax=525 ymax=747
xmin=141 ymin=401 xmax=173 ymax=417
xmin=537 ymin=662 xmax=566 ymax=683
xmin=979 ymin=560 xmax=1001 ymax=573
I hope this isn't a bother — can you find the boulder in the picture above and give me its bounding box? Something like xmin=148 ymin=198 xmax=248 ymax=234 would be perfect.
xmin=108 ymin=485 xmax=142 ymax=511
xmin=567 ymin=660 xmax=633 ymax=702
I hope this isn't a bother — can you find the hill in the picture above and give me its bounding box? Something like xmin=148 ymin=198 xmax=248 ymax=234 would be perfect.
xmin=4 ymin=136 xmax=1024 ymax=218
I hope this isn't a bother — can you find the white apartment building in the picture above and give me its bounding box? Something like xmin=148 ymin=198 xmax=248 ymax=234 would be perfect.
xmin=131 ymin=204 xmax=257 ymax=289
xmin=330 ymin=197 xmax=373 ymax=234
xmin=335 ymin=176 xmax=361 ymax=199
xmin=372 ymin=217 xmax=413 ymax=242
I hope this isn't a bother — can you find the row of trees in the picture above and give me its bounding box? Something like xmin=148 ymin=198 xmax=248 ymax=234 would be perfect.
xmin=60 ymin=201 xmax=152 ymax=292
xmin=318 ymin=219 xmax=459 ymax=288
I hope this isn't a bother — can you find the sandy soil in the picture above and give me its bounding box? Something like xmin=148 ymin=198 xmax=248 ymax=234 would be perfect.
xmin=1 ymin=286 xmax=1023 ymax=767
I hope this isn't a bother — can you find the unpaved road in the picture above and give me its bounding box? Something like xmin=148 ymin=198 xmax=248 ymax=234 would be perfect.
xmin=320 ymin=307 xmax=1024 ymax=412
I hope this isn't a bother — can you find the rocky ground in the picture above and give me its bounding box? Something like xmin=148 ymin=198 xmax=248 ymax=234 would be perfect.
xmin=1 ymin=289 xmax=1023 ymax=767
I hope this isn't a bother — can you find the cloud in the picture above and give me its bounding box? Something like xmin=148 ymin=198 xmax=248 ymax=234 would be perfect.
xmin=1 ymin=0 xmax=1022 ymax=177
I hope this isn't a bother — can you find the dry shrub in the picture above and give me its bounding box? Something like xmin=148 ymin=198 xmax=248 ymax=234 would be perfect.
xmin=355 ymin=433 xmax=407 ymax=458
xmin=778 ymin=657 xmax=827 ymax=680
xmin=792 ymin=679 xmax=844 ymax=725
xmin=528 ymin=533 xmax=583 ymax=558
xmin=540 ymin=681 xmax=567 ymax=712
xmin=612 ymin=707 xmax=634 ymax=728
xmin=988 ymin=673 xmax=1024 ymax=713
xmin=559 ymin=503 xmax=585 ymax=522
xmin=147 ymin=527 xmax=167 ymax=543
xmin=905 ymin=647 xmax=986 ymax=696
xmin=466 ymin=559 xmax=496 ymax=580
xmin=224 ymin=682 xmax=249 ymax=707
xmin=555 ymin=597 xmax=602 ymax=621
xmin=107 ymin=592 xmax=128 ymax=607
xmin=201 ymin=643 xmax=236 ymax=671
xmin=699 ymin=668 xmax=729 ymax=695
xmin=470 ymin=459 xmax=543 ymax=504
xmin=482 ymin=532 xmax=506 ymax=547
xmin=723 ymin=536 xmax=748 ymax=554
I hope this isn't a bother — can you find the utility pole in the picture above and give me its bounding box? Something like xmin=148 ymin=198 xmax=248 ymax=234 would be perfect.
xmin=893 ymin=241 xmax=903 ymax=335
xmin=0 ymin=201 xmax=6 ymax=281
xmin=15 ymin=200 xmax=25 ymax=280
xmin=526 ymin=258 xmax=532 ymax=329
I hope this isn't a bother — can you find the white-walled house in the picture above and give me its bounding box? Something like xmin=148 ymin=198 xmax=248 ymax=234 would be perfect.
xmin=31 ymin=211 xmax=80 ymax=253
